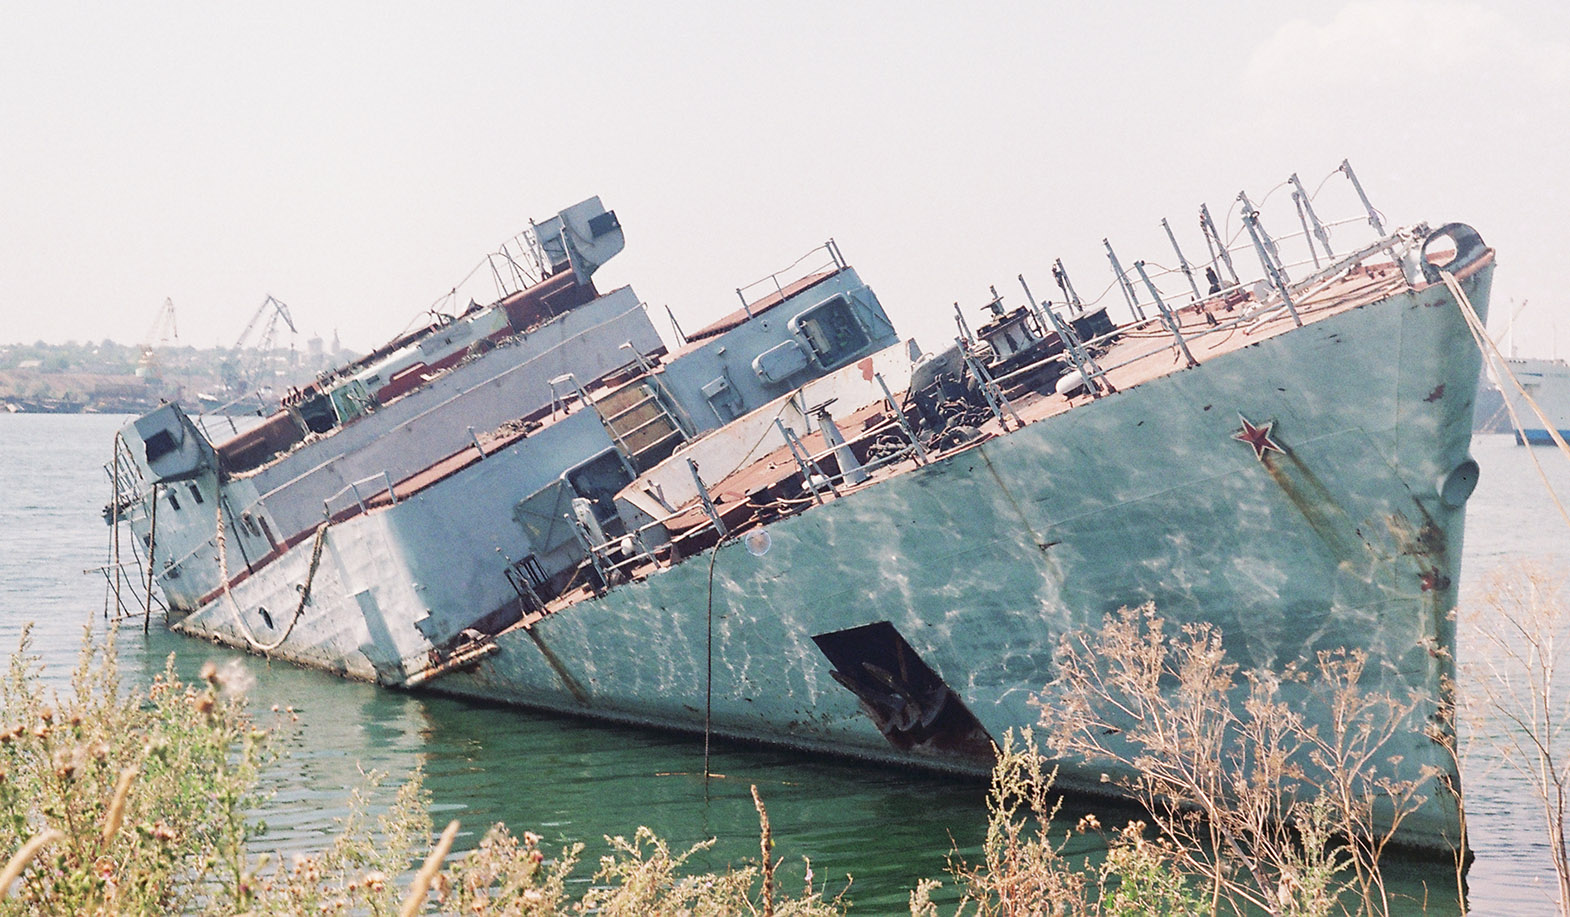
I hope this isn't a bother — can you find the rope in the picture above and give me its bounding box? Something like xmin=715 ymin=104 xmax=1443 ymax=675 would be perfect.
xmin=1076 ymin=275 xmax=1122 ymax=310
xmin=704 ymin=534 xmax=733 ymax=783
xmin=215 ymin=497 xmax=330 ymax=653
xmin=1441 ymin=269 xmax=1570 ymax=533
xmin=1253 ymin=180 xmax=1291 ymax=210
xmin=1222 ymin=197 xmax=1245 ymax=251
xmin=1310 ymin=168 xmax=1338 ymax=200
xmin=108 ymin=433 xmax=123 ymax=620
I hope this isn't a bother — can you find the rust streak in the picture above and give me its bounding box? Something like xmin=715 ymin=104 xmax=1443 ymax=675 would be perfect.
xmin=524 ymin=627 xmax=590 ymax=705
xmin=1262 ymin=450 xmax=1372 ymax=571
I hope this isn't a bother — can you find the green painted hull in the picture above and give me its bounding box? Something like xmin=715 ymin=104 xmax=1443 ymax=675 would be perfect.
xmin=426 ymin=263 xmax=1489 ymax=852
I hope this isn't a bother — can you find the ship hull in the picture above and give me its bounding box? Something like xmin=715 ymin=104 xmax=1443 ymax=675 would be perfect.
xmin=1517 ymin=429 xmax=1570 ymax=445
xmin=1495 ymin=357 xmax=1570 ymax=445
xmin=167 ymin=261 xmax=1490 ymax=852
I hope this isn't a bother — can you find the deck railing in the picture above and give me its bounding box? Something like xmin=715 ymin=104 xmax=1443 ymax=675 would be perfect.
xmin=733 ymin=240 xmax=846 ymax=316
xmin=322 ymin=471 xmax=400 ymax=518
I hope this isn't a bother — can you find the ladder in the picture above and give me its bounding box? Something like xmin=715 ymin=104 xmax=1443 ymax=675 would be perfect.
xmin=594 ymin=382 xmax=687 ymax=471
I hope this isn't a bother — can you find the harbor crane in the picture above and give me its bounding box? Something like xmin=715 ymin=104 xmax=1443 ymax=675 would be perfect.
xmin=233 ymin=295 xmax=297 ymax=354
xmin=221 ymin=296 xmax=298 ymax=393
xmin=136 ymin=298 xmax=179 ymax=380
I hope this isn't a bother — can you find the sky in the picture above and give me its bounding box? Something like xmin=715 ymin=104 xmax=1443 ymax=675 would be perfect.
xmin=2 ymin=1 xmax=1566 ymax=357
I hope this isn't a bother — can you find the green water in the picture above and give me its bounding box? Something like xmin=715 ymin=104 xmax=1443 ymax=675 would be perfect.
xmin=2 ymin=413 xmax=1560 ymax=913
xmin=3 ymin=414 xmax=988 ymax=911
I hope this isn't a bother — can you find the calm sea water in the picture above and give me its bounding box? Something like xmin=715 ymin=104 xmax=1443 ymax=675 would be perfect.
xmin=0 ymin=413 xmax=1564 ymax=914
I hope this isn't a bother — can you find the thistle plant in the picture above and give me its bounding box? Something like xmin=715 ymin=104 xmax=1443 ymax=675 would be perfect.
xmin=933 ymin=729 xmax=1091 ymax=915
xmin=0 ymin=606 xmax=1500 ymax=915
xmin=911 ymin=731 xmax=1206 ymax=917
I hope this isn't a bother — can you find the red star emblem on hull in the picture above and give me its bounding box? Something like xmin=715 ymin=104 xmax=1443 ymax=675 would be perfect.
xmin=1233 ymin=413 xmax=1285 ymax=461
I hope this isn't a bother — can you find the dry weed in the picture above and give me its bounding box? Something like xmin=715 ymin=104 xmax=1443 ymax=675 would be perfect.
xmin=1460 ymin=562 xmax=1570 ymax=914
xmin=1032 ymin=604 xmax=1439 ymax=917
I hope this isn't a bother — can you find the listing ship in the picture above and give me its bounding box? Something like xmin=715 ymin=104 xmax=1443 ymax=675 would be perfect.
xmin=106 ymin=164 xmax=1493 ymax=853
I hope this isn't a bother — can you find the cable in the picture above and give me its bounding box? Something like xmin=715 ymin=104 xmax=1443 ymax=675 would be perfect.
xmin=1442 ymin=269 xmax=1570 ymax=533
xmin=703 ymin=533 xmax=738 ymax=784
xmin=215 ymin=498 xmax=330 ymax=653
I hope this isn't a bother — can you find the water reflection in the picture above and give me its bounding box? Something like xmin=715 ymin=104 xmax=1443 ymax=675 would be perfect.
xmin=132 ymin=630 xmax=988 ymax=910
xmin=0 ymin=416 xmax=1560 ymax=914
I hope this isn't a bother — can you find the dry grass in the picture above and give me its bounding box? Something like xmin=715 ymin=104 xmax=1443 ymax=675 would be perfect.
xmin=912 ymin=731 xmax=1208 ymax=917
xmin=0 ymin=627 xmax=274 ymax=914
xmin=13 ymin=580 xmax=1559 ymax=915
xmin=0 ymin=626 xmax=846 ymax=915
xmin=1030 ymin=604 xmax=1440 ymax=917
xmin=1459 ymin=562 xmax=1570 ymax=914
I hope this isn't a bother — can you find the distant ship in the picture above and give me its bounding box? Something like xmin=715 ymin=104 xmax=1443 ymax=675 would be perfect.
xmin=1492 ymin=357 xmax=1570 ymax=444
xmin=106 ymin=165 xmax=1493 ymax=855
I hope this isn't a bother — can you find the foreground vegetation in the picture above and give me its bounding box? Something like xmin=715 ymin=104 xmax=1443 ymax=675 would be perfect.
xmin=3 ymin=566 xmax=1564 ymax=914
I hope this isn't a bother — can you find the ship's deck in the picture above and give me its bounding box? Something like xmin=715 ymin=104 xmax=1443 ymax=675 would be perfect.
xmin=188 ymin=226 xmax=1496 ymax=685
xmin=253 ymin=243 xmax=1475 ymax=639
xmin=511 ymin=257 xmax=1430 ymax=624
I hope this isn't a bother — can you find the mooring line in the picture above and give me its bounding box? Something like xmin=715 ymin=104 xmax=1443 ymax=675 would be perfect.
xmin=1443 ymin=269 xmax=1570 ymax=534
xmin=215 ymin=497 xmax=330 ymax=653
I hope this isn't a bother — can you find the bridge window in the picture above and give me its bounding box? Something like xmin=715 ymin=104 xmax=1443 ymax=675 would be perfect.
xmin=793 ymin=297 xmax=870 ymax=368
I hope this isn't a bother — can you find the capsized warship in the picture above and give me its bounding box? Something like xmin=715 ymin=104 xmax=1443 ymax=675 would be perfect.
xmin=106 ymin=163 xmax=1493 ymax=853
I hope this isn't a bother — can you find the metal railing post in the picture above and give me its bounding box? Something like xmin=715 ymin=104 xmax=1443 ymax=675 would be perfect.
xmin=1161 ymin=218 xmax=1203 ymax=302
xmin=1290 ymin=171 xmax=1334 ymax=261
xmin=1199 ymin=203 xmax=1240 ymax=286
xmin=957 ymin=338 xmax=1023 ymax=427
xmin=875 ymin=372 xmax=930 ymax=463
xmin=1241 ymin=210 xmax=1304 ymax=327
xmin=1293 ymin=192 xmax=1322 ymax=269
xmin=953 ymin=303 xmax=975 ymax=345
xmin=1133 ymin=261 xmax=1198 ymax=367
xmin=687 ymin=458 xmax=730 ymax=535
xmin=1237 ymin=191 xmax=1286 ymax=282
xmin=1340 ymin=159 xmax=1385 ymax=235
xmin=1052 ymin=259 xmax=1085 ymax=316
xmin=1103 ymin=239 xmax=1145 ymax=320
xmin=773 ymin=420 xmax=839 ymax=503
xmin=1020 ymin=274 xmax=1103 ymax=398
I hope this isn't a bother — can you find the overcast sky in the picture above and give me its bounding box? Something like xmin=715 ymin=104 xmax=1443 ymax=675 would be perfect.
xmin=2 ymin=1 xmax=1565 ymax=357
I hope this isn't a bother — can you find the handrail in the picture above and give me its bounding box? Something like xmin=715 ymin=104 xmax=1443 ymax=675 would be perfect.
xmin=322 ymin=470 xmax=400 ymax=517
xmin=1014 ymin=250 xmax=1406 ymax=390
xmin=580 ymin=261 xmax=1373 ymax=578
xmin=1085 ymin=176 xmax=1393 ymax=326
xmin=734 ymin=242 xmax=843 ymax=312
xmin=1067 ymin=225 xmax=1412 ymax=374
xmin=1114 ymin=218 xmax=1391 ymax=315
